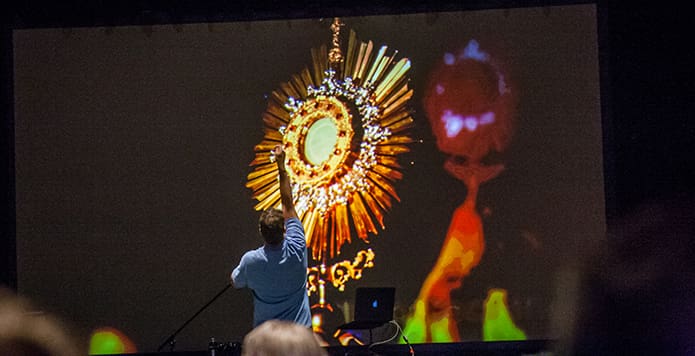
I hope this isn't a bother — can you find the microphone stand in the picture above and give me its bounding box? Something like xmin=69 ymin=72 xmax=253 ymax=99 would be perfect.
xmin=157 ymin=283 xmax=232 ymax=352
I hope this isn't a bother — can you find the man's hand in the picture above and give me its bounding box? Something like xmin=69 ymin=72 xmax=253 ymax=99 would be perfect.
xmin=273 ymin=144 xmax=286 ymax=172
xmin=274 ymin=144 xmax=297 ymax=219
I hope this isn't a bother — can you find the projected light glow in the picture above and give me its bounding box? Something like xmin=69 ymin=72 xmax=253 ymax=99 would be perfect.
xmin=88 ymin=327 xmax=137 ymax=355
xmin=441 ymin=110 xmax=496 ymax=136
xmin=483 ymin=289 xmax=527 ymax=341
xmin=424 ymin=39 xmax=514 ymax=161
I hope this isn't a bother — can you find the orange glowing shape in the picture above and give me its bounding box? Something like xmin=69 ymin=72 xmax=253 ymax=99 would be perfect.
xmin=402 ymin=169 xmax=487 ymax=343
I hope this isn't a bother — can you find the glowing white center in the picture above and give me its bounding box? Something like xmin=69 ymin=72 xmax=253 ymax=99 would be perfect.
xmin=305 ymin=117 xmax=338 ymax=165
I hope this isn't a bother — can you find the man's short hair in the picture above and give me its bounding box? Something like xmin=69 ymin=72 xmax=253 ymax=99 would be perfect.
xmin=258 ymin=208 xmax=285 ymax=245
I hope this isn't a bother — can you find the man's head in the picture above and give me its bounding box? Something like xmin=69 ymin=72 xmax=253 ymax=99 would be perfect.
xmin=242 ymin=319 xmax=327 ymax=356
xmin=258 ymin=208 xmax=285 ymax=245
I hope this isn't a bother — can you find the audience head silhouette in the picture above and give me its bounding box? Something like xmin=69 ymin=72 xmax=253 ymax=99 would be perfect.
xmin=562 ymin=193 xmax=695 ymax=355
xmin=0 ymin=288 xmax=82 ymax=356
xmin=242 ymin=319 xmax=327 ymax=356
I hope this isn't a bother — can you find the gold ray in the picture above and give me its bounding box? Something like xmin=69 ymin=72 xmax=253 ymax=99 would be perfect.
xmin=379 ymin=109 xmax=411 ymax=127
xmin=253 ymin=141 xmax=282 ymax=152
xmin=380 ymin=74 xmax=410 ymax=102
xmin=311 ymin=46 xmax=328 ymax=83
xmin=335 ymin=204 xmax=351 ymax=246
xmin=360 ymin=190 xmax=385 ymax=228
xmin=354 ymin=41 xmax=374 ymax=81
xmin=254 ymin=190 xmax=280 ymax=211
xmin=383 ymin=117 xmax=415 ymax=133
xmin=265 ymin=101 xmax=290 ymax=121
xmin=382 ymin=97 xmax=413 ymax=119
xmin=299 ymin=68 xmax=316 ymax=92
xmin=367 ymin=170 xmax=400 ymax=202
xmin=246 ymin=164 xmax=277 ymax=181
xmin=375 ymin=144 xmax=411 ymax=155
xmin=380 ymin=82 xmax=410 ymax=108
xmin=249 ymin=151 xmax=273 ymax=166
xmin=289 ymin=74 xmax=308 ymax=97
xmin=350 ymin=42 xmax=366 ymax=79
xmin=373 ymin=165 xmax=403 ymax=181
xmin=303 ymin=208 xmax=320 ymax=258
xmin=261 ymin=113 xmax=288 ymax=129
xmin=261 ymin=129 xmax=283 ymax=141
xmin=382 ymin=87 xmax=412 ymax=111
xmin=311 ymin=210 xmax=327 ymax=261
xmin=349 ymin=191 xmax=378 ymax=239
xmin=379 ymin=100 xmax=409 ymax=123
xmin=246 ymin=170 xmax=275 ymax=188
xmin=365 ymin=46 xmax=388 ymax=84
xmin=344 ymin=30 xmax=359 ymax=77
xmin=279 ymin=82 xmax=301 ymax=100
xmin=269 ymin=90 xmax=289 ymax=105
xmin=330 ymin=209 xmax=340 ymax=258
xmin=382 ymin=136 xmax=414 ymax=145
xmin=365 ymin=180 xmax=394 ymax=210
xmin=324 ymin=211 xmax=333 ymax=259
xmin=254 ymin=181 xmax=281 ymax=202
xmin=382 ymin=121 xmax=413 ymax=138
xmin=375 ymin=58 xmax=411 ymax=102
xmin=376 ymin=155 xmax=402 ymax=169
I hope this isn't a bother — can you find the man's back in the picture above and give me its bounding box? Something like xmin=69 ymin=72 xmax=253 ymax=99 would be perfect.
xmin=233 ymin=217 xmax=311 ymax=327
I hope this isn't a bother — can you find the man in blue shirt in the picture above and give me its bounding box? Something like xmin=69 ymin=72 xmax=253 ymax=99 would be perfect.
xmin=231 ymin=145 xmax=312 ymax=328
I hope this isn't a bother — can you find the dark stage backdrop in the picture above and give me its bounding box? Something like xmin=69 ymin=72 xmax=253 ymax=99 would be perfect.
xmin=13 ymin=4 xmax=604 ymax=352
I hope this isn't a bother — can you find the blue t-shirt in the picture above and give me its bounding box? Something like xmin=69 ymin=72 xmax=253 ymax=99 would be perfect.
xmin=232 ymin=217 xmax=311 ymax=327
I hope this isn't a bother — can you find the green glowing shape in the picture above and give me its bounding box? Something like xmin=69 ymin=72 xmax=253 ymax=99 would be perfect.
xmin=89 ymin=331 xmax=125 ymax=355
xmin=401 ymin=300 xmax=427 ymax=343
xmin=483 ymin=289 xmax=527 ymax=341
xmin=429 ymin=316 xmax=454 ymax=342
xmin=304 ymin=117 xmax=337 ymax=165
xmin=400 ymin=300 xmax=456 ymax=344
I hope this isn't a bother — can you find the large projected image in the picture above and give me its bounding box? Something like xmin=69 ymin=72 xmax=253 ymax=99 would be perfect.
xmin=13 ymin=4 xmax=604 ymax=352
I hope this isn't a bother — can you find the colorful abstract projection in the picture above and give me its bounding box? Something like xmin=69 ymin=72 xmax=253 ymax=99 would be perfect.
xmin=403 ymin=39 xmax=518 ymax=343
xmin=246 ymin=18 xmax=414 ymax=290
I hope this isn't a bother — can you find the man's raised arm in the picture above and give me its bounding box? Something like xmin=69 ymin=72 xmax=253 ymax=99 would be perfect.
xmin=274 ymin=145 xmax=298 ymax=220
